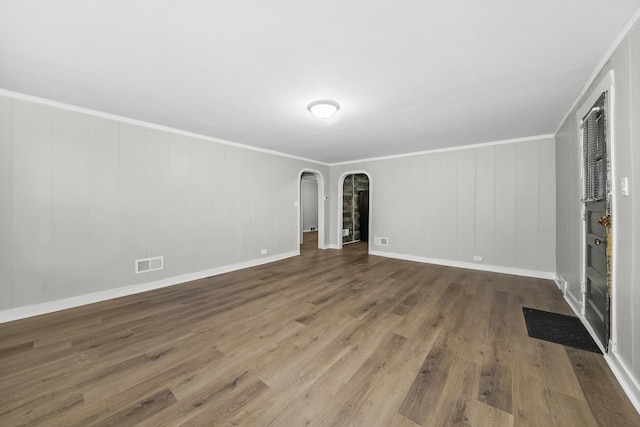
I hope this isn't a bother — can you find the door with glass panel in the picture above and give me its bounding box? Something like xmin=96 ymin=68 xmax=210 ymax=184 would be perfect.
xmin=582 ymin=92 xmax=610 ymax=351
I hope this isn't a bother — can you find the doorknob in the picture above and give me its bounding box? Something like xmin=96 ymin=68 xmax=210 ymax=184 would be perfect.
xmin=596 ymin=215 xmax=611 ymax=228
xmin=594 ymin=238 xmax=602 ymax=246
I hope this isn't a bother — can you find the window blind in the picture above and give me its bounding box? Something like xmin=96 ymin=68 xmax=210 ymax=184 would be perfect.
xmin=582 ymin=93 xmax=607 ymax=202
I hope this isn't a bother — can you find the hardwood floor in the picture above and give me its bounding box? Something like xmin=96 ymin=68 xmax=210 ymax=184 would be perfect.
xmin=1 ymin=236 xmax=638 ymax=426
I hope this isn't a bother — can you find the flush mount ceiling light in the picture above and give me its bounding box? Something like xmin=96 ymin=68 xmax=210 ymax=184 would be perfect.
xmin=308 ymin=100 xmax=340 ymax=119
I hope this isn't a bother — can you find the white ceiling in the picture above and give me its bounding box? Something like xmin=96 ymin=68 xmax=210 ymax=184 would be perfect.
xmin=1 ymin=1 xmax=639 ymax=164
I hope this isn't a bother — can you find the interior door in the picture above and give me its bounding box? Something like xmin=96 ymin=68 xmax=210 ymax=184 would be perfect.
xmin=584 ymin=200 xmax=609 ymax=349
xmin=582 ymin=93 xmax=610 ymax=350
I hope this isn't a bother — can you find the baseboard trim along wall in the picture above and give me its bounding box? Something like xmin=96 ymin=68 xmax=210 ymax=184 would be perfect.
xmin=553 ymin=274 xmax=568 ymax=295
xmin=0 ymin=251 xmax=299 ymax=324
xmin=564 ymin=289 xmax=583 ymax=316
xmin=605 ymin=351 xmax=640 ymax=415
xmin=368 ymin=250 xmax=556 ymax=280
xmin=375 ymin=251 xmax=640 ymax=413
xmin=563 ymin=293 xmax=640 ymax=415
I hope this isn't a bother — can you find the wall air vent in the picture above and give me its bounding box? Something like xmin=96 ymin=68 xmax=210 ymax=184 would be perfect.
xmin=135 ymin=256 xmax=164 ymax=274
xmin=374 ymin=237 xmax=388 ymax=246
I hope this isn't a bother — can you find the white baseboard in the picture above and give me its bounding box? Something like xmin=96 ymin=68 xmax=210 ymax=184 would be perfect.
xmin=368 ymin=250 xmax=556 ymax=280
xmin=0 ymin=251 xmax=299 ymax=324
xmin=564 ymin=292 xmax=640 ymax=416
xmin=564 ymin=289 xmax=583 ymax=316
xmin=554 ymin=274 xmax=568 ymax=295
xmin=326 ymin=244 xmax=341 ymax=250
xmin=605 ymin=351 xmax=640 ymax=415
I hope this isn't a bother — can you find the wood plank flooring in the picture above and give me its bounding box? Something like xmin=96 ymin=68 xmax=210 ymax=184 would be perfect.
xmin=1 ymin=233 xmax=638 ymax=426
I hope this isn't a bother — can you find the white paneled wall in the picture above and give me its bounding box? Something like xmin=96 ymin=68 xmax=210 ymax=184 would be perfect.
xmin=456 ymin=149 xmax=476 ymax=263
xmin=0 ymin=98 xmax=11 ymax=309
xmin=440 ymin=151 xmax=458 ymax=260
xmin=53 ymin=110 xmax=91 ymax=299
xmin=12 ymin=101 xmax=55 ymax=306
xmin=329 ymin=137 xmax=556 ymax=276
xmin=167 ymin=134 xmax=192 ymax=278
xmin=145 ymin=128 xmax=172 ymax=282
xmin=494 ymin=143 xmax=518 ymax=267
xmin=0 ymin=96 xmax=328 ymax=313
xmin=515 ymin=141 xmax=540 ymax=270
xmin=88 ymin=117 xmax=119 ymax=293
xmin=538 ymin=140 xmax=556 ymax=270
xmin=118 ymin=124 xmax=147 ymax=287
xmin=474 ymin=146 xmax=496 ymax=265
xmin=424 ymin=153 xmax=442 ymax=259
xmin=631 ymin=24 xmax=640 ymax=382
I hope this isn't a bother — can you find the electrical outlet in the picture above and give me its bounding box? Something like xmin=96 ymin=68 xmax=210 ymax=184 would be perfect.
xmin=622 ymin=177 xmax=629 ymax=196
xmin=473 ymin=255 xmax=483 ymax=262
xmin=261 ymin=249 xmax=267 ymax=255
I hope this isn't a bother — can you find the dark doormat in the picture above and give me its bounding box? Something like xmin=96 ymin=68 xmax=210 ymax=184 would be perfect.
xmin=522 ymin=307 xmax=602 ymax=354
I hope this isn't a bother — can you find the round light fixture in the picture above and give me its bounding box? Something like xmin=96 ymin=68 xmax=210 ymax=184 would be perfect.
xmin=308 ymin=100 xmax=340 ymax=119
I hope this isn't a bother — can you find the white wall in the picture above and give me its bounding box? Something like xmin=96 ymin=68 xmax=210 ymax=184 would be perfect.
xmin=0 ymin=98 xmax=10 ymax=310
xmin=0 ymin=95 xmax=329 ymax=315
xmin=556 ymin=21 xmax=640 ymax=405
xmin=328 ymin=137 xmax=556 ymax=277
xmin=302 ymin=180 xmax=318 ymax=231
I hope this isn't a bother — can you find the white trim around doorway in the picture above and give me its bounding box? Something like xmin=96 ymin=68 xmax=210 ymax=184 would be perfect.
xmin=297 ymin=169 xmax=326 ymax=250
xmin=336 ymin=170 xmax=372 ymax=251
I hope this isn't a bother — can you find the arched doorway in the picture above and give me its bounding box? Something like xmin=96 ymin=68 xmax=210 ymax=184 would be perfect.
xmin=337 ymin=171 xmax=372 ymax=251
xmin=298 ymin=169 xmax=325 ymax=250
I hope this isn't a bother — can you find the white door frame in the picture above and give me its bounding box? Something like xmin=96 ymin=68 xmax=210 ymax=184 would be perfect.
xmin=337 ymin=170 xmax=372 ymax=251
xmin=297 ymin=169 xmax=326 ymax=250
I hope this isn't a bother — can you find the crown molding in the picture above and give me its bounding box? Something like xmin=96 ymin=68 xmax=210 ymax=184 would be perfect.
xmin=555 ymin=5 xmax=640 ymax=134
xmin=328 ymin=134 xmax=555 ymax=166
xmin=0 ymin=89 xmax=330 ymax=166
xmin=0 ymin=88 xmax=557 ymax=167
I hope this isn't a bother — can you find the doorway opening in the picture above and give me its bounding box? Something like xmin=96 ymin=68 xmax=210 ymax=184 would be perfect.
xmin=298 ymin=169 xmax=325 ymax=251
xmin=338 ymin=171 xmax=371 ymax=250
